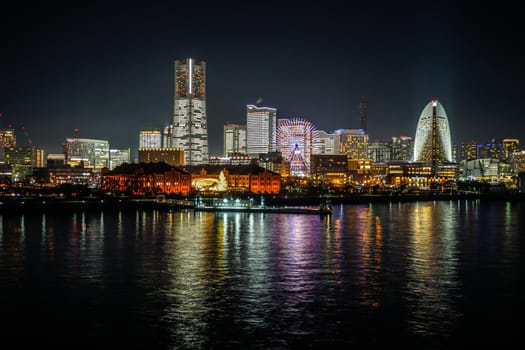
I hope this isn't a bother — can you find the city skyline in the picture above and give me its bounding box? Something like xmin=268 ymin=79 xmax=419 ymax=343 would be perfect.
xmin=1 ymin=2 xmax=524 ymax=156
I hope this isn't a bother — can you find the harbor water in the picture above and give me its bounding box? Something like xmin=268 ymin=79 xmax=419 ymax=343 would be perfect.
xmin=1 ymin=200 xmax=524 ymax=348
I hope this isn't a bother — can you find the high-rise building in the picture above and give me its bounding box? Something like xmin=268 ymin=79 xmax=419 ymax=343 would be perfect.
xmin=334 ymin=129 xmax=369 ymax=160
xmin=139 ymin=129 xmax=162 ymax=149
xmin=223 ymin=123 xmax=247 ymax=156
xmin=64 ymin=138 xmax=110 ymax=171
xmin=32 ymin=147 xmax=45 ymax=168
xmin=480 ymin=140 xmax=502 ymax=160
xmin=0 ymin=127 xmax=16 ymax=147
xmin=368 ymin=140 xmax=392 ymax=163
xmin=392 ymin=136 xmax=413 ymax=161
xmin=459 ymin=141 xmax=481 ymax=161
xmin=4 ymin=147 xmax=32 ymax=166
xmin=511 ymin=150 xmax=525 ymax=174
xmin=109 ymin=148 xmax=131 ymax=170
xmin=316 ymin=130 xmax=336 ymax=155
xmin=170 ymin=58 xmax=208 ymax=165
xmin=413 ymin=99 xmax=453 ymax=174
xmin=246 ymin=103 xmax=277 ymax=156
xmin=502 ymin=138 xmax=520 ymax=161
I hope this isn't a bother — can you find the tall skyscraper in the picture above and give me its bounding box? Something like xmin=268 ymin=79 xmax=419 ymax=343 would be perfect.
xmin=246 ymin=103 xmax=277 ymax=156
xmin=413 ymin=99 xmax=452 ymax=174
xmin=171 ymin=58 xmax=208 ymax=165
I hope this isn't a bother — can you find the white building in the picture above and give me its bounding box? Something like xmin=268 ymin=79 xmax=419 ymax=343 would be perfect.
xmin=413 ymin=99 xmax=452 ymax=163
xmin=246 ymin=104 xmax=277 ymax=157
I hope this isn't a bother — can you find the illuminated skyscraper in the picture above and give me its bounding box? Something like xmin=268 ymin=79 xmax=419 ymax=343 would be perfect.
xmin=170 ymin=58 xmax=208 ymax=165
xmin=246 ymin=103 xmax=277 ymax=156
xmin=413 ymin=99 xmax=452 ymax=174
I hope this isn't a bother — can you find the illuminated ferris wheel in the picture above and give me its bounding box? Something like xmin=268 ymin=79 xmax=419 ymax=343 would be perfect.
xmin=276 ymin=118 xmax=319 ymax=177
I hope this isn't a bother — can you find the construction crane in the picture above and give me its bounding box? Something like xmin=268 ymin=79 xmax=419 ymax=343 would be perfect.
xmin=20 ymin=125 xmax=34 ymax=147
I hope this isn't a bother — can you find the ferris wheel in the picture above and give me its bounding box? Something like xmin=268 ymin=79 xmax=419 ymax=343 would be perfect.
xmin=276 ymin=118 xmax=319 ymax=176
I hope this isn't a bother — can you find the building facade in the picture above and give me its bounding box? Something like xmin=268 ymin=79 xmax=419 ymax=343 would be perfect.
xmin=101 ymin=162 xmax=191 ymax=195
xmin=334 ymin=129 xmax=369 ymax=159
xmin=64 ymin=138 xmax=110 ymax=171
xmin=138 ymin=148 xmax=184 ymax=166
xmin=246 ymin=104 xmax=277 ymax=156
xmin=391 ymin=136 xmax=413 ymax=161
xmin=0 ymin=127 xmax=16 ymax=147
xmin=223 ymin=123 xmax=247 ymax=156
xmin=316 ymin=130 xmax=336 ymax=155
xmin=109 ymin=148 xmax=131 ymax=170
xmin=139 ymin=129 xmax=162 ymax=149
xmin=170 ymin=58 xmax=208 ymax=165
xmin=368 ymin=140 xmax=392 ymax=163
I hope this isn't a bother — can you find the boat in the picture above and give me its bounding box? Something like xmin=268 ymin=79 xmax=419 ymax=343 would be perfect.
xmin=193 ymin=196 xmax=332 ymax=215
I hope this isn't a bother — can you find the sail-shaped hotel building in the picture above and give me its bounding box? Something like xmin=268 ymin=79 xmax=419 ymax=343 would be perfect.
xmin=413 ymin=99 xmax=452 ymax=173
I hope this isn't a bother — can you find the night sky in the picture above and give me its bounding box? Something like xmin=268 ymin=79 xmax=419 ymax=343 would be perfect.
xmin=1 ymin=1 xmax=523 ymax=158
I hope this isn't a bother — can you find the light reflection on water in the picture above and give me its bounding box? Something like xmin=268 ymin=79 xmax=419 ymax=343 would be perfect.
xmin=0 ymin=200 xmax=524 ymax=347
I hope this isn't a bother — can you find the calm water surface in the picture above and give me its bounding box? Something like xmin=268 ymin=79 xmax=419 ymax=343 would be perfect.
xmin=1 ymin=200 xmax=524 ymax=348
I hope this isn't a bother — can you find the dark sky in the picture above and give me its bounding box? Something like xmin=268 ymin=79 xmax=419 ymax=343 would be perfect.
xmin=1 ymin=1 xmax=523 ymax=157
